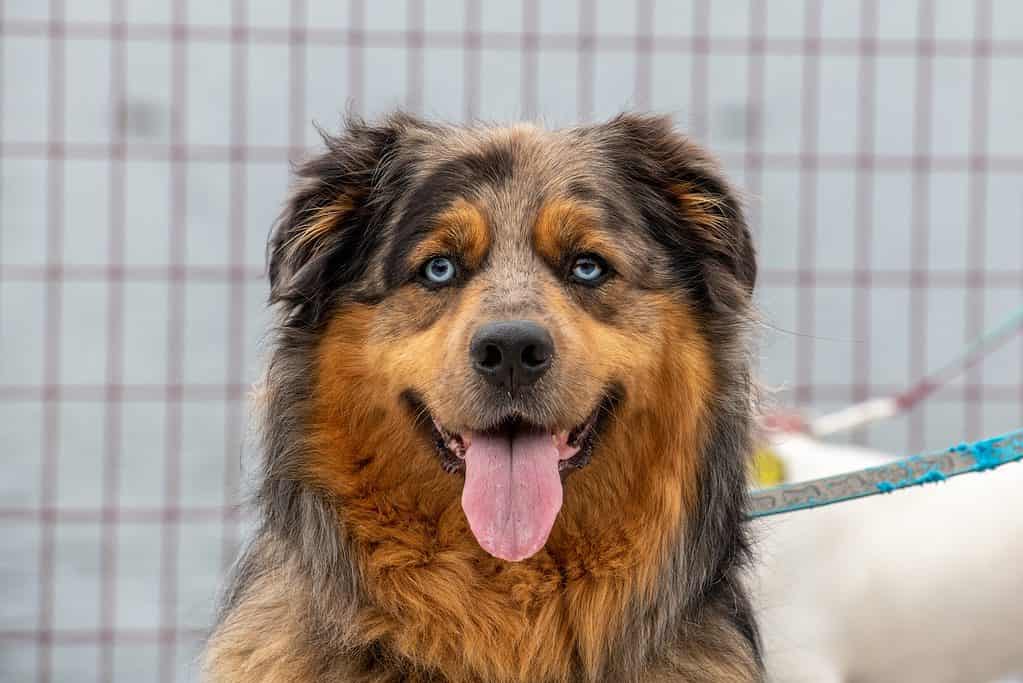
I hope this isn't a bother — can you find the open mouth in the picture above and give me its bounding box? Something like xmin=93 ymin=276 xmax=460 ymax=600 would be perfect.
xmin=426 ymin=402 xmax=611 ymax=476
xmin=405 ymin=392 xmax=617 ymax=562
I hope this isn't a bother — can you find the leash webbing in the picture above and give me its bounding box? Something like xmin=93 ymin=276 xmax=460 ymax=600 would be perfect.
xmin=749 ymin=428 xmax=1023 ymax=518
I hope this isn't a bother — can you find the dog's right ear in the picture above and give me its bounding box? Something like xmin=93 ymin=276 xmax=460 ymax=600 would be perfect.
xmin=268 ymin=114 xmax=420 ymax=326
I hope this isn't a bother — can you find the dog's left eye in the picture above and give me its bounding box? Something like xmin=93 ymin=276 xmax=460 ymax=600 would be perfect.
xmin=422 ymin=256 xmax=457 ymax=285
xmin=570 ymin=254 xmax=608 ymax=284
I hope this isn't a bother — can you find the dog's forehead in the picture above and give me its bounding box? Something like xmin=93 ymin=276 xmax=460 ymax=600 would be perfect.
xmin=414 ymin=124 xmax=641 ymax=254
xmin=374 ymin=122 xmax=665 ymax=297
xmin=422 ymin=124 xmax=594 ymax=211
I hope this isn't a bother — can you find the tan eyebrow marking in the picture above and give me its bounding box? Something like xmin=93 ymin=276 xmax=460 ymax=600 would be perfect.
xmin=408 ymin=198 xmax=491 ymax=271
xmin=533 ymin=198 xmax=620 ymax=268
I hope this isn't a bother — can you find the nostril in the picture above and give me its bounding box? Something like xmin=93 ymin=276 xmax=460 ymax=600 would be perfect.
xmin=520 ymin=344 xmax=549 ymax=370
xmin=480 ymin=343 xmax=503 ymax=370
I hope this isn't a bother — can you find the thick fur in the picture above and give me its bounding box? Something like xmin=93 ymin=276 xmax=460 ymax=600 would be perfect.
xmin=204 ymin=113 xmax=762 ymax=682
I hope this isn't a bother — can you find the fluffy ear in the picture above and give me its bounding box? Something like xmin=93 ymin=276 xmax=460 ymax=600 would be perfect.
xmin=594 ymin=114 xmax=756 ymax=313
xmin=268 ymin=114 xmax=421 ymax=327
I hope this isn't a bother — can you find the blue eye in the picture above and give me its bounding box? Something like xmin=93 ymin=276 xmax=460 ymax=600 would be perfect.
xmin=423 ymin=256 xmax=456 ymax=285
xmin=571 ymin=255 xmax=606 ymax=284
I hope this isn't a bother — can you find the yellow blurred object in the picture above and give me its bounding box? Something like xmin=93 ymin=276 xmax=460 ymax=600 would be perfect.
xmin=751 ymin=446 xmax=786 ymax=488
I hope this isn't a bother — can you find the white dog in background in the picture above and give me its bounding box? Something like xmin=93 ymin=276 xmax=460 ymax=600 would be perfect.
xmin=752 ymin=431 xmax=1023 ymax=683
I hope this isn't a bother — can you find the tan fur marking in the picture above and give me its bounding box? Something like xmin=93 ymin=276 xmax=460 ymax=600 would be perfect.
xmin=408 ymin=198 xmax=491 ymax=271
xmin=532 ymin=198 xmax=622 ymax=272
xmin=203 ymin=564 xmax=318 ymax=682
xmin=673 ymin=181 xmax=731 ymax=233
xmin=285 ymin=194 xmax=355 ymax=256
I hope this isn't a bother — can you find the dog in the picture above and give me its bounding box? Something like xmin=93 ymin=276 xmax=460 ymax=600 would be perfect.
xmin=753 ymin=429 xmax=1023 ymax=683
xmin=203 ymin=113 xmax=762 ymax=682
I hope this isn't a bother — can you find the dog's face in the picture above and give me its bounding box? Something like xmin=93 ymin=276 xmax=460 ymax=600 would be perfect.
xmin=268 ymin=114 xmax=755 ymax=564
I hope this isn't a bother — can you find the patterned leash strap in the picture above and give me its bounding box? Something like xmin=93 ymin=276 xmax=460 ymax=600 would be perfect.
xmin=749 ymin=428 xmax=1023 ymax=518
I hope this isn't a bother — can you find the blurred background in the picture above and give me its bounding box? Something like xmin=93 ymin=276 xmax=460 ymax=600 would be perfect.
xmin=1 ymin=0 xmax=1021 ymax=681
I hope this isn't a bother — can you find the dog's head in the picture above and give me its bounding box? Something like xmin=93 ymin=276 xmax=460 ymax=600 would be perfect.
xmin=267 ymin=113 xmax=755 ymax=564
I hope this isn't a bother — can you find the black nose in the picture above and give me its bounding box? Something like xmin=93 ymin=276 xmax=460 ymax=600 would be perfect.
xmin=470 ymin=320 xmax=554 ymax=392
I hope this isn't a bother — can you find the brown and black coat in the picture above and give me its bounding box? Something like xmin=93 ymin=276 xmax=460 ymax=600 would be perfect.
xmin=203 ymin=113 xmax=762 ymax=682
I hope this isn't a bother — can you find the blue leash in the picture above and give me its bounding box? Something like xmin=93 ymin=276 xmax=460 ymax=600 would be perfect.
xmin=749 ymin=428 xmax=1023 ymax=518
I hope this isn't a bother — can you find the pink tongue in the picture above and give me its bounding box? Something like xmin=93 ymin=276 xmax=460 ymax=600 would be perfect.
xmin=460 ymin=432 xmax=565 ymax=562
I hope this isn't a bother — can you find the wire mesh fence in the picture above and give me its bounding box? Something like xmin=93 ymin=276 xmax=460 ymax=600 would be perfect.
xmin=1 ymin=0 xmax=1021 ymax=681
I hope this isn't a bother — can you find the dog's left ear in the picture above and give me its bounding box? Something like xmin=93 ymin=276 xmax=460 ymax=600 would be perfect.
xmin=594 ymin=114 xmax=756 ymax=313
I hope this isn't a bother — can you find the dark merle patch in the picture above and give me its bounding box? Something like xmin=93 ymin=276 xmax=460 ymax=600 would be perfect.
xmin=384 ymin=144 xmax=516 ymax=288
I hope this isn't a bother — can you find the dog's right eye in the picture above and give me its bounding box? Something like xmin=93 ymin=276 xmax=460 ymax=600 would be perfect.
xmin=569 ymin=253 xmax=611 ymax=286
xmin=421 ymin=256 xmax=457 ymax=286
